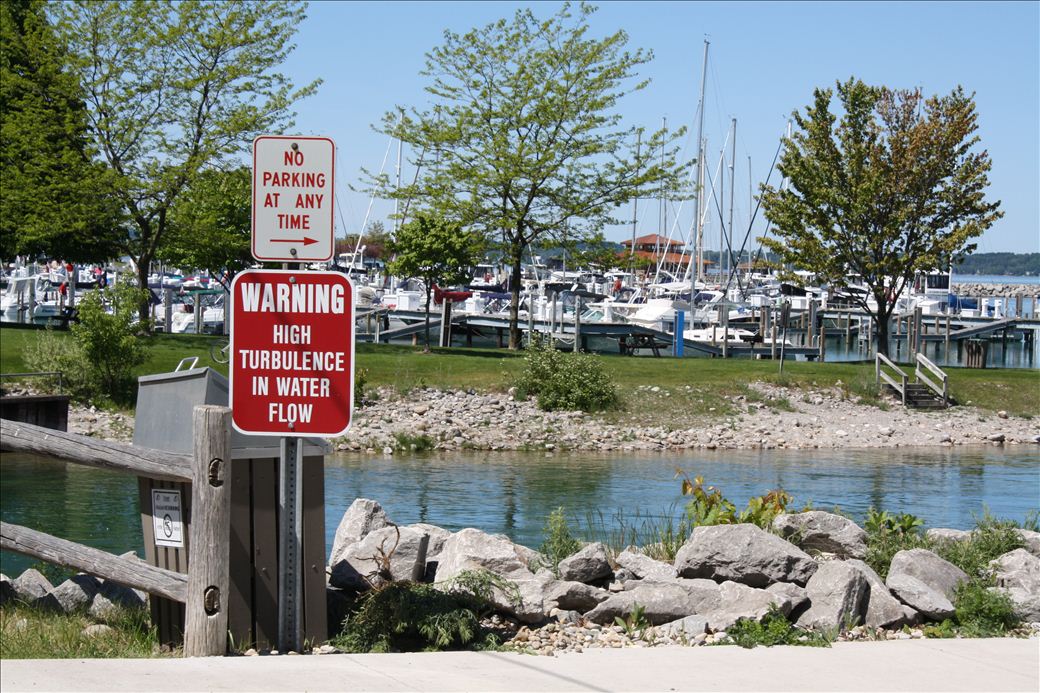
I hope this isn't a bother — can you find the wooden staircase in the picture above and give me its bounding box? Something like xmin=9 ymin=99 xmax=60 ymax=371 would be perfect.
xmin=876 ymin=352 xmax=950 ymax=409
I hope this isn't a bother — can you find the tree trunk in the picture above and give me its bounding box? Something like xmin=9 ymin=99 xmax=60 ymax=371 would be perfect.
xmin=508 ymin=239 xmax=524 ymax=350
xmin=136 ymin=256 xmax=152 ymax=329
xmin=874 ymin=306 xmax=891 ymax=358
xmin=423 ymin=286 xmax=432 ymax=352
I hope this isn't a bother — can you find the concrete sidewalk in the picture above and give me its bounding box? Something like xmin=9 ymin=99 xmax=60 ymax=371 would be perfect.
xmin=2 ymin=639 xmax=1037 ymax=692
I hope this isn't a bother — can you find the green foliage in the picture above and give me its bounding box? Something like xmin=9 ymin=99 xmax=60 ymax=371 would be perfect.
xmin=332 ymin=571 xmax=510 ymax=653
xmin=53 ymin=0 xmax=318 ymax=321
xmin=0 ymin=604 xmax=163 ymax=659
xmin=354 ymin=367 xmax=369 ymax=406
xmin=953 ymin=578 xmax=1019 ymax=637
xmin=161 ymin=167 xmax=252 ymax=277
xmin=677 ymin=472 xmax=791 ymax=529
xmin=864 ymin=508 xmax=924 ymax=538
xmin=537 ymin=507 xmax=583 ymax=577
xmin=513 ymin=337 xmax=619 ymax=412
xmin=374 ymin=3 xmax=689 ymax=348
xmin=760 ymin=77 xmax=1002 ymax=356
xmin=614 ymin=603 xmax=649 ymax=635
xmin=726 ymin=606 xmax=831 ymax=649
xmin=934 ymin=511 xmax=1025 ymax=578
xmin=955 ymin=252 xmax=1040 ymax=277
xmin=392 ymin=432 xmax=434 ymax=453
xmin=387 ymin=212 xmax=484 ymax=350
xmin=578 ymin=507 xmax=690 ymax=562
xmin=0 ymin=0 xmax=124 ymax=262
xmin=25 ymin=281 xmax=147 ymax=405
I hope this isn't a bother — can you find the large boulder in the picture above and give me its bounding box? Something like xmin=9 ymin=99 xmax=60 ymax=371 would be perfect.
xmin=846 ymin=559 xmax=908 ymax=628
xmin=330 ymin=526 xmax=429 ymax=589
xmin=329 ymin=499 xmax=392 ymax=568
xmin=0 ymin=574 xmax=14 ymax=606
xmin=674 ymin=524 xmax=818 ymax=587
xmin=765 ymin=582 xmax=809 ymax=613
xmin=1016 ymin=529 xmax=1040 ymax=558
xmin=615 ymin=547 xmax=678 ymax=581
xmin=558 ymin=542 xmax=612 ymax=584
xmin=435 ymin=528 xmax=534 ymax=583
xmin=586 ymin=578 xmax=722 ymax=626
xmin=886 ymin=573 xmax=954 ymax=621
xmin=706 ymin=581 xmax=794 ymax=632
xmin=795 ymin=561 xmax=868 ymax=631
xmin=48 ymin=574 xmax=100 ymax=613
xmin=546 ymin=580 xmax=610 ymax=612
xmin=503 ymin=570 xmax=558 ymax=624
xmin=888 ymin=549 xmax=968 ymax=602
xmin=658 ymin=615 xmax=709 ymax=638
xmin=772 ymin=512 xmax=867 ymax=559
xmin=990 ymin=548 xmax=1040 ymax=621
xmin=12 ymin=568 xmax=53 ymax=601
xmin=924 ymin=528 xmax=971 ymax=544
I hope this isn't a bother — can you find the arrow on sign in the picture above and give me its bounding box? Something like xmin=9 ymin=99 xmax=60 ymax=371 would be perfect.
xmin=270 ymin=237 xmax=318 ymax=246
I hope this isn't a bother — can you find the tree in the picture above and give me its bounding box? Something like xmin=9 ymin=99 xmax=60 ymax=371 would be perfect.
xmin=0 ymin=0 xmax=123 ymax=262
xmin=760 ymin=78 xmax=1002 ymax=356
xmin=161 ymin=167 xmax=252 ymax=284
xmin=374 ymin=3 xmax=687 ymax=348
xmin=335 ymin=220 xmax=393 ymax=263
xmin=53 ymin=0 xmax=318 ymax=324
xmin=386 ymin=213 xmax=483 ymax=351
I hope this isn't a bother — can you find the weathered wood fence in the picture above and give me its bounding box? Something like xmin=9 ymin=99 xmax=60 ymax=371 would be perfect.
xmin=0 ymin=406 xmax=231 ymax=657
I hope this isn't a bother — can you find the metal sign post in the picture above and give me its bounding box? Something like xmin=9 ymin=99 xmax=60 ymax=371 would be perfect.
xmin=277 ymin=437 xmax=303 ymax=652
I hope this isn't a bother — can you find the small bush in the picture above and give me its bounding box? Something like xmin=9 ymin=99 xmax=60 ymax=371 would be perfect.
xmin=513 ymin=337 xmax=619 ymax=412
xmin=333 ymin=571 xmax=512 ymax=653
xmin=392 ymin=432 xmax=434 ymax=453
xmin=725 ymin=606 xmax=831 ymax=648
xmin=537 ymin=507 xmax=582 ymax=577
xmin=25 ymin=280 xmax=147 ymax=406
xmin=953 ymin=578 xmax=1019 ymax=637
xmin=935 ymin=511 xmax=1025 ymax=577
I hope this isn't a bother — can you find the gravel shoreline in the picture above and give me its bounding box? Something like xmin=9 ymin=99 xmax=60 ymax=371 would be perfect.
xmin=331 ymin=384 xmax=1039 ymax=454
xmin=952 ymin=281 xmax=1039 ymax=298
xmin=51 ymin=383 xmax=1039 ymax=452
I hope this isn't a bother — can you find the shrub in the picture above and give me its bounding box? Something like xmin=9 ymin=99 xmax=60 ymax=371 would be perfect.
xmin=726 ymin=606 xmax=831 ymax=648
xmin=333 ymin=571 xmax=512 ymax=653
xmin=537 ymin=507 xmax=582 ymax=577
xmin=512 ymin=337 xmax=619 ymax=412
xmin=935 ymin=511 xmax=1025 ymax=577
xmin=953 ymin=578 xmax=1019 ymax=637
xmin=677 ymin=471 xmax=791 ymax=529
xmin=25 ymin=280 xmax=147 ymax=406
xmin=392 ymin=432 xmax=434 ymax=453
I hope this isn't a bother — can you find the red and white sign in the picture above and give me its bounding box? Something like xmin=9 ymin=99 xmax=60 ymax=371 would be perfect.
xmin=252 ymin=135 xmax=335 ymax=262
xmin=229 ymin=270 xmax=354 ymax=437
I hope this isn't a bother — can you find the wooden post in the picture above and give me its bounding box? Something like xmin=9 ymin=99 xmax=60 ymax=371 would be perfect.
xmin=164 ymin=288 xmax=173 ymax=333
xmin=440 ymin=299 xmax=452 ymax=348
xmin=818 ymin=320 xmax=826 ymax=362
xmin=573 ymin=297 xmax=582 ymax=353
xmin=770 ymin=323 xmax=777 ymax=360
xmin=944 ymin=315 xmax=951 ymax=361
xmin=528 ymin=296 xmax=535 ymax=343
xmin=222 ymin=288 xmax=230 ymax=336
xmin=722 ymin=306 xmax=729 ymax=358
xmin=184 ymin=405 xmax=232 ymax=657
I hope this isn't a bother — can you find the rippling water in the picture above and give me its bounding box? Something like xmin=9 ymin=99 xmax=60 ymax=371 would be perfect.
xmin=2 ymin=446 xmax=1038 ymax=575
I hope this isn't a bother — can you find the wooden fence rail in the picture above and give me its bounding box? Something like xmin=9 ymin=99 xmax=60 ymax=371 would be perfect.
xmin=0 ymin=418 xmax=191 ymax=482
xmin=0 ymin=406 xmax=231 ymax=657
xmin=0 ymin=522 xmax=187 ymax=603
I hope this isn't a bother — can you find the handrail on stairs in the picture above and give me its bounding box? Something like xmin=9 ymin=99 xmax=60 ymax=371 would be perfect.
xmin=875 ymin=352 xmax=908 ymax=407
xmin=915 ymin=352 xmax=949 ymax=407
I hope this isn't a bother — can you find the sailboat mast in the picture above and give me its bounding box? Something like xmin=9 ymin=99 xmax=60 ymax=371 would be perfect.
xmin=692 ymin=38 xmax=709 ymax=291
xmin=631 ymin=131 xmax=640 ymax=269
xmin=728 ymin=118 xmax=736 ymax=288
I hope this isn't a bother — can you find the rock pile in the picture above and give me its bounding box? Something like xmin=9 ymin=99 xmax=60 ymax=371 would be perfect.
xmin=1 ymin=552 xmax=148 ymax=620
xmin=327 ymin=500 xmax=1040 ymax=653
xmin=952 ymin=282 xmax=1038 ymax=298
xmin=335 ymin=385 xmax=1040 ymax=454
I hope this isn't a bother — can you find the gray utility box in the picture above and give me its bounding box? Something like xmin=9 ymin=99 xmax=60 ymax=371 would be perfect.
xmin=134 ymin=367 xmax=329 ymax=648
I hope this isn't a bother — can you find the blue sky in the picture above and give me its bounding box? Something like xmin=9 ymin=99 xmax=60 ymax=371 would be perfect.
xmin=279 ymin=1 xmax=1039 ymax=254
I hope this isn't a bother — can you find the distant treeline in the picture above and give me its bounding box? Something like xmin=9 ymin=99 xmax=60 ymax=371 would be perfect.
xmin=955 ymin=253 xmax=1040 ymax=277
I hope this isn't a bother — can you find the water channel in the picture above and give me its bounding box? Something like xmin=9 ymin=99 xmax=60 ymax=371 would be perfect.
xmin=2 ymin=446 xmax=1037 ymax=576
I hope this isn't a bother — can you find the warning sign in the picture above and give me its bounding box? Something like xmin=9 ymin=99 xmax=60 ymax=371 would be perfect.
xmin=152 ymin=490 xmax=184 ymax=548
xmin=229 ymin=269 xmax=354 ymax=437
xmin=252 ymin=135 xmax=335 ymax=262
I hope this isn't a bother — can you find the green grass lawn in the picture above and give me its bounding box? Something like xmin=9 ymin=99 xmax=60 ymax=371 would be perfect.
xmin=1 ymin=326 xmax=1036 ymax=418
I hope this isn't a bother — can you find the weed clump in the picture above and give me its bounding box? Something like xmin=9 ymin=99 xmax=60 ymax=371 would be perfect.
xmin=513 ymin=337 xmax=619 ymax=412
xmin=536 ymin=507 xmax=583 ymax=577
xmin=726 ymin=606 xmax=831 ymax=648
xmin=333 ymin=570 xmax=514 ymax=653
